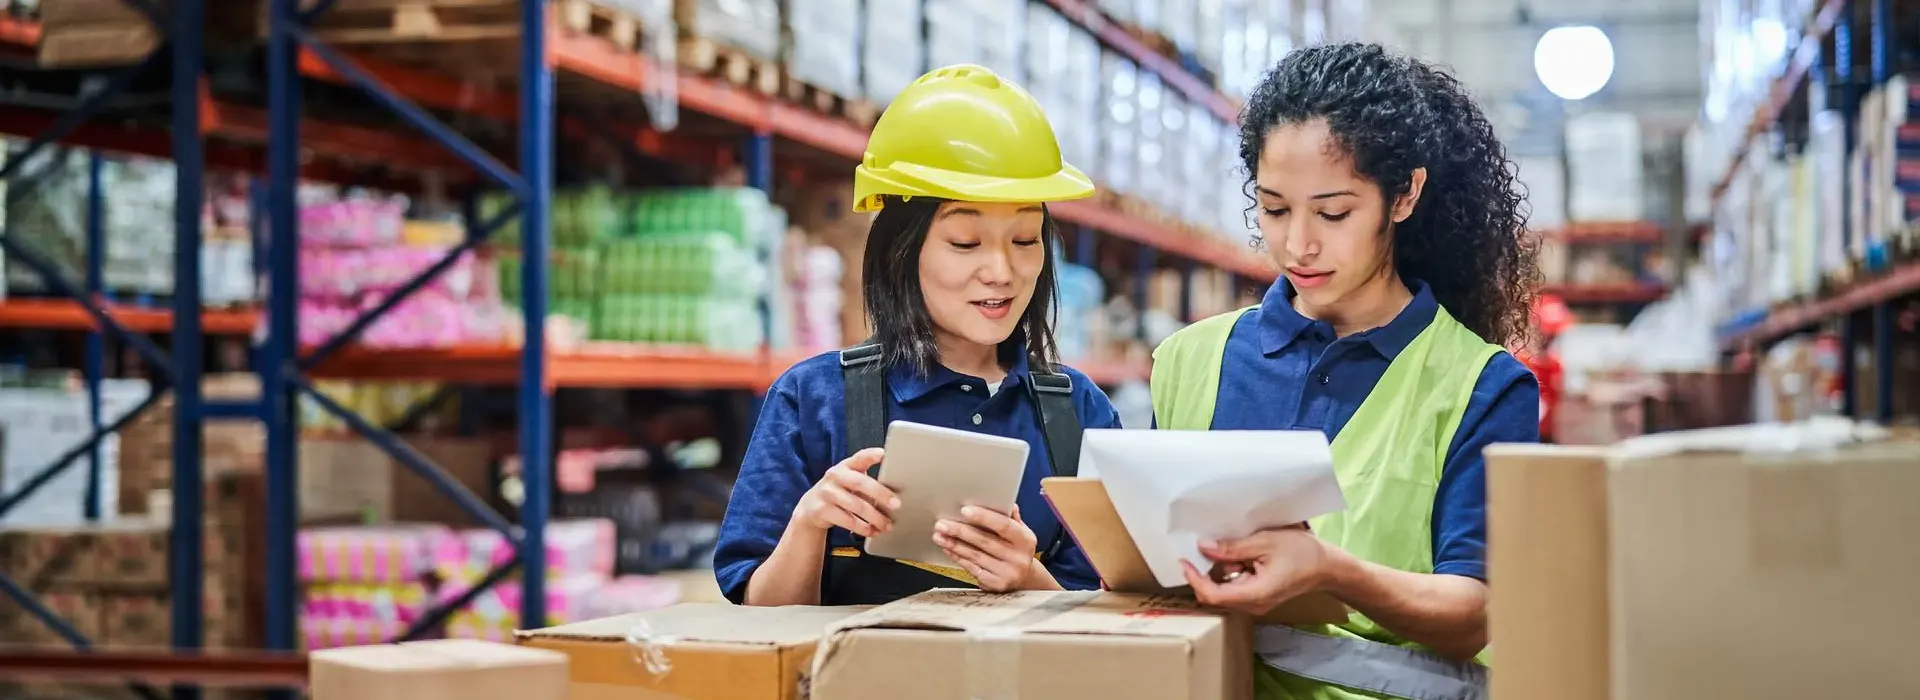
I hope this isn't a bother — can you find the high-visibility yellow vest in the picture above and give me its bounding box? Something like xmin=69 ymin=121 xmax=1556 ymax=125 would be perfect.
xmin=1151 ymin=304 xmax=1500 ymax=700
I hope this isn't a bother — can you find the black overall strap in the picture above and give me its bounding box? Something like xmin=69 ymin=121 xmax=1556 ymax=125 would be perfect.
xmin=826 ymin=342 xmax=976 ymax=605
xmin=1024 ymin=368 xmax=1082 ymax=560
xmin=840 ymin=341 xmax=888 ymax=459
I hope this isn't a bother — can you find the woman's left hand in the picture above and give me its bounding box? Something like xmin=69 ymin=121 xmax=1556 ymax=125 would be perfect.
xmin=1182 ymin=524 xmax=1334 ymax=616
xmin=934 ymin=505 xmax=1041 ymax=592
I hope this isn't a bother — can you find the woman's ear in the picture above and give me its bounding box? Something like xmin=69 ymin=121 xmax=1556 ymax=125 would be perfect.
xmin=1391 ymin=167 xmax=1428 ymax=223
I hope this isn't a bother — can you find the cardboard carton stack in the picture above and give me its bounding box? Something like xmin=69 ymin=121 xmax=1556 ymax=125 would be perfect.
xmin=1487 ymin=421 xmax=1920 ymax=700
xmin=858 ymin=0 xmax=924 ymax=106
xmin=0 ymin=470 xmax=263 ymax=652
xmin=116 ymin=373 xmax=265 ymax=518
xmin=517 ymin=590 xmax=1255 ymax=700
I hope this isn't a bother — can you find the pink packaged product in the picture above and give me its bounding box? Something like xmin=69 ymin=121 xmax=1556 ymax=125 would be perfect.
xmin=297 ymin=293 xmax=481 ymax=349
xmin=577 ymin=575 xmax=684 ymax=620
xmin=298 ymin=247 xmax=475 ymax=302
xmin=301 ymin=581 xmax=433 ymax=624
xmin=297 ymin=525 xmax=453 ymax=584
xmin=435 ymin=519 xmax=616 ymax=582
xmin=358 ymin=292 xmax=470 ymax=349
xmin=299 ymin=197 xmax=407 ymax=249
xmin=301 ymin=616 xmax=412 ymax=651
xmin=442 ymin=572 xmax=605 ymax=627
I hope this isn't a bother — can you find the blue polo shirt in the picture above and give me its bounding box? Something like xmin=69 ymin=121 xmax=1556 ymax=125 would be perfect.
xmin=714 ymin=349 xmax=1121 ymax=603
xmin=1198 ymin=279 xmax=1539 ymax=581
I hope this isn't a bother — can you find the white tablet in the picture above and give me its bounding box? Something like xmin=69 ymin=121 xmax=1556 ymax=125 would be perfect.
xmin=862 ymin=420 xmax=1030 ymax=565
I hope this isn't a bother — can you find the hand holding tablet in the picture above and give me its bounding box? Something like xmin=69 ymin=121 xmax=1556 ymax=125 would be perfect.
xmin=793 ymin=447 xmax=900 ymax=537
xmin=863 ymin=421 xmax=1030 ymax=574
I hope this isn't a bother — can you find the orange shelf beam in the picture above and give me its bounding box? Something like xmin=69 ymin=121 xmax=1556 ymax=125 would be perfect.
xmin=1540 ymin=282 xmax=1670 ymax=305
xmin=0 ymin=299 xmax=259 ymax=335
xmin=1546 ymin=221 xmax=1665 ymax=245
xmin=309 ymin=345 xmax=1153 ymax=388
xmin=1722 ymin=262 xmax=1920 ymax=349
xmin=1052 ymin=199 xmax=1275 ymax=280
xmin=1707 ymin=0 xmax=1846 ymax=207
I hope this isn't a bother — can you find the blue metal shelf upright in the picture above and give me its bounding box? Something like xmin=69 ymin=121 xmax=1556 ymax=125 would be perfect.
xmin=256 ymin=0 xmax=557 ymax=656
xmin=0 ymin=2 xmax=208 ymax=699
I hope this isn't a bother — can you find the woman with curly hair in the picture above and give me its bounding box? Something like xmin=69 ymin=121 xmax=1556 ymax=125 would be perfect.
xmin=1150 ymin=43 xmax=1541 ymax=699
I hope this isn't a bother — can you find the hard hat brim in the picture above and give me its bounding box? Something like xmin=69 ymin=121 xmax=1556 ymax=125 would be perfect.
xmin=853 ymin=160 xmax=1097 ymax=213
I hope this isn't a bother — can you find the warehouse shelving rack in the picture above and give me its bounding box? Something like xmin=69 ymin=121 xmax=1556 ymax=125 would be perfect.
xmin=1707 ymin=0 xmax=1918 ymax=422
xmin=0 ymin=0 xmax=1293 ymax=691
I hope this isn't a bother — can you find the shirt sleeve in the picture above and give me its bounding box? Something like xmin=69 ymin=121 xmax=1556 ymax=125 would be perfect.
xmin=1431 ymin=352 xmax=1540 ymax=582
xmin=1042 ymin=369 xmax=1123 ymax=591
xmin=713 ymin=375 xmax=826 ymax=603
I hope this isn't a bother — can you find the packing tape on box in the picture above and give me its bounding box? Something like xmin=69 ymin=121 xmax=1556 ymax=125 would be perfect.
xmin=623 ymin=620 xmax=680 ymax=676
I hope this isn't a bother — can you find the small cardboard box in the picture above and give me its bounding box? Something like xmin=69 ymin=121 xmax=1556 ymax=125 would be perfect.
xmin=1487 ymin=423 xmax=1920 ymax=700
xmin=1041 ymin=477 xmax=1351 ymax=625
xmin=310 ymin=639 xmax=568 ymax=700
xmin=516 ymin=603 xmax=867 ymax=700
xmin=810 ymin=589 xmax=1254 ymax=700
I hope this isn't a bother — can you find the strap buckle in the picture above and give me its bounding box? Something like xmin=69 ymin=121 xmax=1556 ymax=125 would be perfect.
xmin=1030 ymin=372 xmax=1073 ymax=395
xmin=840 ymin=343 xmax=884 ymax=368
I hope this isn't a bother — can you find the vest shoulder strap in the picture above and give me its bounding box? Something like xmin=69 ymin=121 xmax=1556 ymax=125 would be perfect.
xmin=1150 ymin=306 xmax=1259 ymax=430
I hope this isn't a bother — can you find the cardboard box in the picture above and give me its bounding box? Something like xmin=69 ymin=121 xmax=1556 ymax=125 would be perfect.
xmin=1041 ymin=477 xmax=1351 ymax=626
xmin=811 ymin=589 xmax=1253 ymax=700
xmin=517 ymin=603 xmax=865 ymax=700
xmin=1484 ymin=444 xmax=1609 ymax=700
xmin=311 ymin=639 xmax=568 ymax=700
xmin=1486 ymin=423 xmax=1920 ymax=700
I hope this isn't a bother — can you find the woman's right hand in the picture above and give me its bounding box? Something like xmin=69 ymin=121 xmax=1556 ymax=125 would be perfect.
xmin=793 ymin=447 xmax=900 ymax=537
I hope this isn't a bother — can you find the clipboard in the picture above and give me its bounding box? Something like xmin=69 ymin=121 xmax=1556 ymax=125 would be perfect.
xmin=1042 ymin=476 xmax=1353 ymax=626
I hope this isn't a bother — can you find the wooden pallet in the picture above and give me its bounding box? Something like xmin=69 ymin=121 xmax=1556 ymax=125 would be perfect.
xmin=679 ymin=36 xmax=779 ymax=95
xmin=306 ymin=0 xmax=522 ymax=45
xmin=779 ymin=75 xmax=879 ymax=128
xmin=555 ymin=0 xmax=641 ymax=50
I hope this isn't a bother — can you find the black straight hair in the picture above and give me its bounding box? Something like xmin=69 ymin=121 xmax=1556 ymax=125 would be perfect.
xmin=860 ymin=195 xmax=1063 ymax=376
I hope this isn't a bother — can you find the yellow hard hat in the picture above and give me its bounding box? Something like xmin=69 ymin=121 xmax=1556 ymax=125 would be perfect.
xmin=853 ymin=64 xmax=1095 ymax=213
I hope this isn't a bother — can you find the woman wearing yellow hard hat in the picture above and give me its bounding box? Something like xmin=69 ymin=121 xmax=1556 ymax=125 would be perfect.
xmin=713 ymin=64 xmax=1121 ymax=606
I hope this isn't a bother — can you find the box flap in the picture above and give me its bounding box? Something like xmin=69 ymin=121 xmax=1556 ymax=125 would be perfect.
xmin=1043 ymin=477 xmax=1350 ymax=626
xmin=516 ymin=603 xmax=863 ymax=647
xmin=1609 ymin=418 xmax=1890 ymax=463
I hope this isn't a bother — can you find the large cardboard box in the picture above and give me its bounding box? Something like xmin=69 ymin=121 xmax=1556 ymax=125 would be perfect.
xmin=516 ymin=603 xmax=865 ymax=700
xmin=1486 ymin=422 xmax=1920 ymax=700
xmin=1041 ymin=477 xmax=1351 ymax=626
xmin=810 ymin=589 xmax=1253 ymax=700
xmin=311 ymin=639 xmax=568 ymax=700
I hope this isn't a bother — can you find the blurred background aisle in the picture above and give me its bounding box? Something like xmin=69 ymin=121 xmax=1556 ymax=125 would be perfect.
xmin=0 ymin=0 xmax=1912 ymax=696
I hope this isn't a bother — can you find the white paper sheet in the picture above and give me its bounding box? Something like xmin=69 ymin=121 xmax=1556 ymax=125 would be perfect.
xmin=1079 ymin=429 xmax=1348 ymax=588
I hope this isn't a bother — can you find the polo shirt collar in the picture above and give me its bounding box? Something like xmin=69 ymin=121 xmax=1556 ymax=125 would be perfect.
xmin=1256 ymin=277 xmax=1440 ymax=361
xmin=886 ymin=340 xmax=1030 ymax=403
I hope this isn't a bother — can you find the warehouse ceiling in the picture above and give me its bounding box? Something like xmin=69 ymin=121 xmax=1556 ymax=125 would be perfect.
xmin=1367 ymin=0 xmax=1702 ymax=155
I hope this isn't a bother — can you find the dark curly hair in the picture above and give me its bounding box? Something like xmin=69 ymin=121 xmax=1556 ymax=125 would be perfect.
xmin=1239 ymin=42 xmax=1540 ymax=348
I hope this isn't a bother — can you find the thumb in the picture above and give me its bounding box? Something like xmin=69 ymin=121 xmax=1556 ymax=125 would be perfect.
xmin=842 ymin=447 xmax=885 ymax=473
xmin=1200 ymin=534 xmax=1266 ymax=562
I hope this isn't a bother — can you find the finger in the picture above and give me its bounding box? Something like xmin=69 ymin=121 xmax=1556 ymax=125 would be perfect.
xmin=939 ymin=519 xmax=1022 ymax=562
xmin=823 ymin=487 xmax=891 ymax=533
xmin=939 ymin=535 xmax=1016 ymax=589
xmin=840 ymin=447 xmax=886 ymax=473
xmin=1182 ymin=560 xmax=1224 ymax=604
xmin=959 ymin=506 xmax=1024 ymax=540
xmin=830 ymin=468 xmax=901 ymax=511
xmin=1200 ymin=532 xmax=1275 ymax=562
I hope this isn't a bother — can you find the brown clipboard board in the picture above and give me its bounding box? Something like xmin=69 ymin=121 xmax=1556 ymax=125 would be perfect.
xmin=1041 ymin=476 xmax=1352 ymax=626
